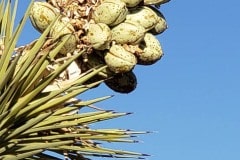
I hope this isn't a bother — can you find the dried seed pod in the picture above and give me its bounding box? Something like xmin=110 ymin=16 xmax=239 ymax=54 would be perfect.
xmin=50 ymin=17 xmax=78 ymax=55
xmin=80 ymin=52 xmax=114 ymax=87
xmin=149 ymin=7 xmax=168 ymax=35
xmin=87 ymin=23 xmax=111 ymax=50
xmin=144 ymin=0 xmax=170 ymax=5
xmin=104 ymin=71 xmax=137 ymax=94
xmin=92 ymin=0 xmax=128 ymax=26
xmin=104 ymin=45 xmax=137 ymax=73
xmin=30 ymin=2 xmax=58 ymax=32
xmin=137 ymin=33 xmax=163 ymax=65
xmin=121 ymin=0 xmax=142 ymax=7
xmin=111 ymin=21 xmax=145 ymax=44
xmin=126 ymin=6 xmax=159 ymax=31
xmin=82 ymin=52 xmax=114 ymax=78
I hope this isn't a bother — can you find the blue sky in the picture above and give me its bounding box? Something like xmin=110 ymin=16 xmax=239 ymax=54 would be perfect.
xmin=18 ymin=0 xmax=240 ymax=160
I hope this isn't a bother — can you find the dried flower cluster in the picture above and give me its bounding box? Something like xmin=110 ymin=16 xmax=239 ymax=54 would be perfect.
xmin=29 ymin=0 xmax=170 ymax=93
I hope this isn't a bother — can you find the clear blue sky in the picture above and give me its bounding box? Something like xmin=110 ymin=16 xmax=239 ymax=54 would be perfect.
xmin=18 ymin=0 xmax=240 ymax=160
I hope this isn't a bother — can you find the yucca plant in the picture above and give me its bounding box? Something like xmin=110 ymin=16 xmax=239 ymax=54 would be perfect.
xmin=0 ymin=0 xmax=169 ymax=159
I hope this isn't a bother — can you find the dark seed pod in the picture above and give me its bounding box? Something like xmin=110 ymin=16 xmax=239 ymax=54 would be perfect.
xmin=104 ymin=71 xmax=137 ymax=93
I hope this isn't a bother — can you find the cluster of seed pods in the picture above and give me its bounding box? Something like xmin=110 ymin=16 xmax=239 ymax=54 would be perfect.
xmin=29 ymin=0 xmax=170 ymax=93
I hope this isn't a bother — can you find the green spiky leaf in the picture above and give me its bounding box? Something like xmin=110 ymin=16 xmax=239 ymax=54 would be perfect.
xmin=0 ymin=0 xmax=150 ymax=159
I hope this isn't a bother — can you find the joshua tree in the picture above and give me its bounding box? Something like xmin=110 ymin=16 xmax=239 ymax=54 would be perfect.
xmin=0 ymin=0 xmax=170 ymax=159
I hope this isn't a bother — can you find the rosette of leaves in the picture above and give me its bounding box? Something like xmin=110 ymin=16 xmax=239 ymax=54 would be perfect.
xmin=0 ymin=1 xmax=150 ymax=159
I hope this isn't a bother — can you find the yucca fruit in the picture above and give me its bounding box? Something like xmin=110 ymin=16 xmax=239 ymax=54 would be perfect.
xmin=0 ymin=0 xmax=170 ymax=159
xmin=104 ymin=71 xmax=137 ymax=93
xmin=29 ymin=0 xmax=169 ymax=93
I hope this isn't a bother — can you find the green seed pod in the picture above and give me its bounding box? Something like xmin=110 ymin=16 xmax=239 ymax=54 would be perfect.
xmin=126 ymin=6 xmax=159 ymax=31
xmin=144 ymin=0 xmax=170 ymax=5
xmin=93 ymin=0 xmax=128 ymax=26
xmin=104 ymin=45 xmax=137 ymax=73
xmin=137 ymin=33 xmax=163 ymax=65
xmin=121 ymin=0 xmax=142 ymax=7
xmin=111 ymin=21 xmax=145 ymax=44
xmin=149 ymin=7 xmax=168 ymax=35
xmin=87 ymin=23 xmax=111 ymax=50
xmin=50 ymin=18 xmax=78 ymax=55
xmin=30 ymin=2 xmax=58 ymax=33
xmin=104 ymin=71 xmax=137 ymax=94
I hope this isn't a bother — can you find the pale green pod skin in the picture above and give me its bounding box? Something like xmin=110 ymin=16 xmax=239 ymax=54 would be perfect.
xmin=93 ymin=0 xmax=128 ymax=26
xmin=121 ymin=0 xmax=142 ymax=7
xmin=144 ymin=0 xmax=170 ymax=5
xmin=137 ymin=33 xmax=163 ymax=65
xmin=149 ymin=7 xmax=168 ymax=35
xmin=126 ymin=6 xmax=159 ymax=31
xmin=87 ymin=23 xmax=111 ymax=50
xmin=152 ymin=16 xmax=168 ymax=34
xmin=50 ymin=18 xmax=78 ymax=55
xmin=30 ymin=2 xmax=58 ymax=33
xmin=104 ymin=71 xmax=137 ymax=94
xmin=111 ymin=21 xmax=145 ymax=44
xmin=104 ymin=45 xmax=137 ymax=73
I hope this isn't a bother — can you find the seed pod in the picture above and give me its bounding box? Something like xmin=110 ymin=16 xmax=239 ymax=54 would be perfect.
xmin=50 ymin=17 xmax=78 ymax=55
xmin=111 ymin=21 xmax=145 ymax=44
xmin=81 ymin=53 xmax=114 ymax=87
xmin=144 ymin=0 xmax=170 ymax=5
xmin=137 ymin=33 xmax=163 ymax=65
xmin=149 ymin=7 xmax=168 ymax=35
xmin=121 ymin=0 xmax=142 ymax=7
xmin=126 ymin=6 xmax=159 ymax=31
xmin=104 ymin=45 xmax=137 ymax=73
xmin=82 ymin=52 xmax=114 ymax=78
xmin=92 ymin=0 xmax=128 ymax=26
xmin=104 ymin=71 xmax=137 ymax=94
xmin=87 ymin=23 xmax=111 ymax=50
xmin=30 ymin=2 xmax=58 ymax=33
